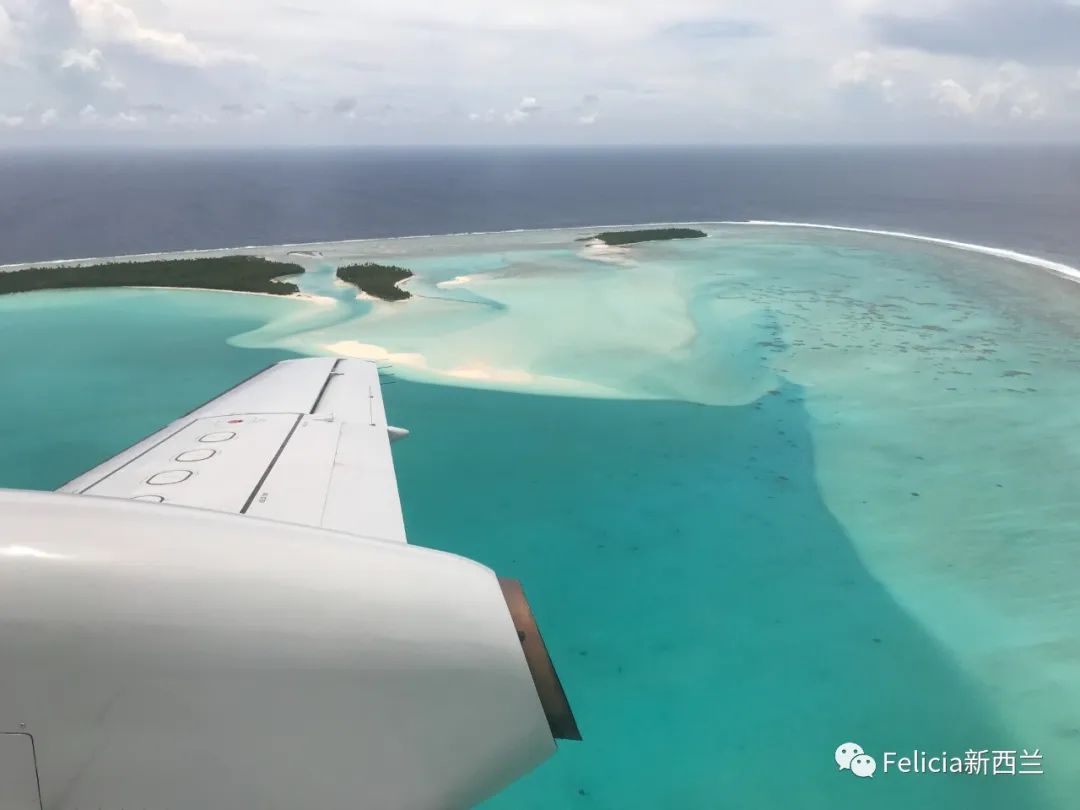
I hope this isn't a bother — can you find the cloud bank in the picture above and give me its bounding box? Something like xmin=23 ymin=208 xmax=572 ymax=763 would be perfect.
xmin=0 ymin=0 xmax=1076 ymax=144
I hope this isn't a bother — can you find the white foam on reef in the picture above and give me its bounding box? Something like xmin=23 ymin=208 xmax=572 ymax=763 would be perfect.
xmin=723 ymin=220 xmax=1080 ymax=284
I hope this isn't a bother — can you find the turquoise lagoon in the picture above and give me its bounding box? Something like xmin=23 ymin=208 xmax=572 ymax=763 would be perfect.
xmin=2 ymin=224 xmax=1079 ymax=808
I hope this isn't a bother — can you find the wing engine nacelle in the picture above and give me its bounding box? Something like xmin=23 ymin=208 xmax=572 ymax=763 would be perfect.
xmin=0 ymin=490 xmax=575 ymax=810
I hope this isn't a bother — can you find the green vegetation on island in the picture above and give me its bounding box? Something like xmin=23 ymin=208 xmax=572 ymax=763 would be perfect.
xmin=0 ymin=256 xmax=304 ymax=296
xmin=583 ymin=228 xmax=708 ymax=245
xmin=336 ymin=263 xmax=414 ymax=301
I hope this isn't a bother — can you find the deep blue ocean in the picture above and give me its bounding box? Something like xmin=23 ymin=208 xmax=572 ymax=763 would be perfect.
xmin=2 ymin=147 xmax=1080 ymax=809
xmin=1 ymin=145 xmax=1079 ymax=266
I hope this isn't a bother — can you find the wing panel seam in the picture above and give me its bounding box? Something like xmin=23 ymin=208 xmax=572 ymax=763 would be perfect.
xmin=309 ymin=358 xmax=344 ymax=414
xmin=239 ymin=414 xmax=304 ymax=514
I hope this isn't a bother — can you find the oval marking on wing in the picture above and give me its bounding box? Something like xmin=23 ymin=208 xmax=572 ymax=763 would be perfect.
xmin=147 ymin=470 xmax=193 ymax=485
xmin=199 ymin=431 xmax=236 ymax=443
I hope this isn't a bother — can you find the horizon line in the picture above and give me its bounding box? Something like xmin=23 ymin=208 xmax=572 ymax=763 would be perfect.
xmin=2 ymin=141 xmax=1080 ymax=153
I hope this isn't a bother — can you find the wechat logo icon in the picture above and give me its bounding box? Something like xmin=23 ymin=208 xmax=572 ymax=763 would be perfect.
xmin=836 ymin=742 xmax=877 ymax=778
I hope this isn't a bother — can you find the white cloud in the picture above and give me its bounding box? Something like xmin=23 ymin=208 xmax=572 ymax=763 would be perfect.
xmin=471 ymin=97 xmax=542 ymax=125
xmin=39 ymin=108 xmax=59 ymax=126
xmin=60 ymin=48 xmax=104 ymax=73
xmin=932 ymin=78 xmax=976 ymax=115
xmin=829 ymin=50 xmax=911 ymax=107
xmin=504 ymin=95 xmax=540 ymax=124
xmin=70 ymin=0 xmax=254 ymax=67
xmin=931 ymin=63 xmax=1046 ymax=121
xmin=0 ymin=113 xmax=24 ymax=128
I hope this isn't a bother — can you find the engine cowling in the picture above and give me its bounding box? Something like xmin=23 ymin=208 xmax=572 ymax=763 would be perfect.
xmin=0 ymin=490 xmax=576 ymax=810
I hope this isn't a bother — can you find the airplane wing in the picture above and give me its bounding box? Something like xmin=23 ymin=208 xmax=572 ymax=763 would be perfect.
xmin=59 ymin=357 xmax=408 ymax=543
xmin=6 ymin=357 xmax=579 ymax=809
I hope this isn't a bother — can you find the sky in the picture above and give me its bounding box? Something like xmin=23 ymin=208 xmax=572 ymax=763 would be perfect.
xmin=0 ymin=0 xmax=1078 ymax=146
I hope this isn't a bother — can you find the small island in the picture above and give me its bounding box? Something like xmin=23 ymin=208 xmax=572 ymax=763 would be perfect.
xmin=336 ymin=263 xmax=414 ymax=302
xmin=0 ymin=255 xmax=304 ymax=296
xmin=582 ymin=228 xmax=708 ymax=246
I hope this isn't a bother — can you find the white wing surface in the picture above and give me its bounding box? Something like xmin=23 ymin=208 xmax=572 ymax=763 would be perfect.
xmin=4 ymin=356 xmax=579 ymax=810
xmin=59 ymin=358 xmax=408 ymax=543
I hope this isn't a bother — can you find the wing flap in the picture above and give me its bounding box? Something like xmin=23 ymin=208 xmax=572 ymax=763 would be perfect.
xmin=321 ymin=421 xmax=408 ymax=540
xmin=59 ymin=358 xmax=408 ymax=543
